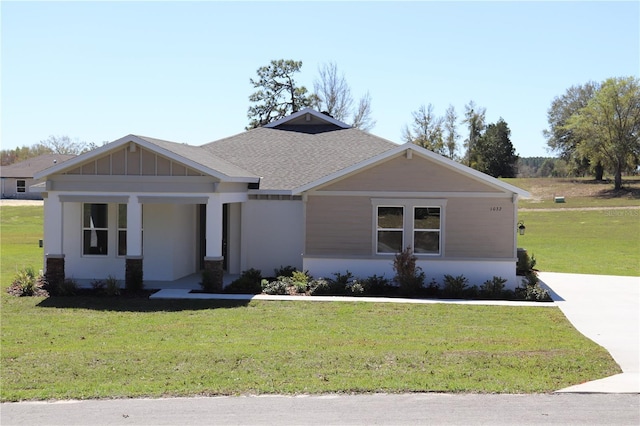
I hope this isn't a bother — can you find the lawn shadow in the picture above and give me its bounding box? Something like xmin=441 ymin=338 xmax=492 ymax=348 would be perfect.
xmin=36 ymin=294 xmax=250 ymax=312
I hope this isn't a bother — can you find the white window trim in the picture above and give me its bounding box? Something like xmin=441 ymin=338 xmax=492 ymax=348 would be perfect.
xmin=372 ymin=198 xmax=446 ymax=256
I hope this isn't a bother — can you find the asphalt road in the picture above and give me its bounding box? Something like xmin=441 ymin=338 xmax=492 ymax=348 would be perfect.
xmin=2 ymin=393 xmax=639 ymax=425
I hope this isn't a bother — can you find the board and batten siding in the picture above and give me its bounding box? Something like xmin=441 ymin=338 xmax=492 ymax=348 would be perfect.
xmin=65 ymin=146 xmax=203 ymax=177
xmin=305 ymin=195 xmax=372 ymax=256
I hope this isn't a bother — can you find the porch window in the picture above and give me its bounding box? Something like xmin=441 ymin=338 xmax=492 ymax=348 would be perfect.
xmin=413 ymin=207 xmax=441 ymax=254
xmin=16 ymin=180 xmax=26 ymax=193
xmin=83 ymin=203 xmax=108 ymax=255
xmin=377 ymin=206 xmax=404 ymax=254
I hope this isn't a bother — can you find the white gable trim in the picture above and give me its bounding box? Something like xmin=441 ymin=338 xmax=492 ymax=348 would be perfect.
xmin=292 ymin=143 xmax=531 ymax=198
xmin=264 ymin=108 xmax=351 ymax=129
xmin=34 ymin=134 xmax=258 ymax=183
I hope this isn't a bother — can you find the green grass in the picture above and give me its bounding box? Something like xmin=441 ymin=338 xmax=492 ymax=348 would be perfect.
xmin=0 ymin=204 xmax=623 ymax=400
xmin=518 ymin=209 xmax=640 ymax=276
xmin=503 ymin=177 xmax=640 ymax=209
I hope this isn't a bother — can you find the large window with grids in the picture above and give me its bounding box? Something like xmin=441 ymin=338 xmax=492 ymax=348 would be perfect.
xmin=374 ymin=199 xmax=444 ymax=255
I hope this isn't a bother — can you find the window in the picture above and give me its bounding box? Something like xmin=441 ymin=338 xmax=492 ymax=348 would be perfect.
xmin=377 ymin=206 xmax=404 ymax=254
xmin=83 ymin=204 xmax=108 ymax=255
xmin=374 ymin=199 xmax=445 ymax=256
xmin=118 ymin=204 xmax=127 ymax=256
xmin=413 ymin=207 xmax=440 ymax=254
xmin=16 ymin=180 xmax=26 ymax=193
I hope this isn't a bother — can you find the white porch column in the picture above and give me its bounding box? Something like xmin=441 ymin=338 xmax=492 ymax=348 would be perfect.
xmin=43 ymin=193 xmax=63 ymax=255
xmin=126 ymin=196 xmax=143 ymax=257
xmin=203 ymin=194 xmax=224 ymax=291
xmin=206 ymin=194 xmax=223 ymax=259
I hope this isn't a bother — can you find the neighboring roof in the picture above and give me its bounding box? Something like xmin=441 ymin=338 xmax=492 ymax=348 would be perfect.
xmin=34 ymin=135 xmax=259 ymax=182
xmin=202 ymin=126 xmax=398 ymax=191
xmin=1 ymin=154 xmax=76 ymax=178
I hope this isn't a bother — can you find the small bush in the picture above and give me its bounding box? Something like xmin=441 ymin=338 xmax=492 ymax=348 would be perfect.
xmin=442 ymin=274 xmax=469 ymax=298
xmin=261 ymin=277 xmax=291 ymax=295
xmin=422 ymin=279 xmax=440 ymax=297
xmin=393 ymin=247 xmax=425 ymax=296
xmin=273 ymin=265 xmax=297 ymax=278
xmin=515 ymin=272 xmax=551 ymax=302
xmin=361 ymin=274 xmax=392 ymax=295
xmin=105 ymin=275 xmax=121 ymax=296
xmin=225 ymin=268 xmax=263 ymax=294
xmin=91 ymin=279 xmax=105 ymax=292
xmin=308 ymin=278 xmax=333 ymax=296
xmin=57 ymin=278 xmax=78 ymax=297
xmin=480 ymin=276 xmax=508 ymax=299
xmin=7 ymin=267 xmax=48 ymax=297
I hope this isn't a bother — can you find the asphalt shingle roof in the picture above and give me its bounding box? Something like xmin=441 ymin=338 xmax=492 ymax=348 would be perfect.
xmin=134 ymin=135 xmax=259 ymax=179
xmin=201 ymin=125 xmax=398 ymax=190
xmin=1 ymin=154 xmax=76 ymax=178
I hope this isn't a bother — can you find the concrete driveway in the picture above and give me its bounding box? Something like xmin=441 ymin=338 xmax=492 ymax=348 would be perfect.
xmin=539 ymin=272 xmax=640 ymax=393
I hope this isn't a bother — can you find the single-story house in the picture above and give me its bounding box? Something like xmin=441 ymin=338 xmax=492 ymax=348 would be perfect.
xmin=34 ymin=108 xmax=530 ymax=291
xmin=1 ymin=154 xmax=75 ymax=199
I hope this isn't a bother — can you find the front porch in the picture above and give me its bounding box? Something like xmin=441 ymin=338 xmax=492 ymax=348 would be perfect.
xmin=75 ymin=272 xmax=240 ymax=291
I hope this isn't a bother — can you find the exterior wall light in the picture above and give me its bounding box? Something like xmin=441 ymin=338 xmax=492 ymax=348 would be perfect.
xmin=518 ymin=221 xmax=526 ymax=236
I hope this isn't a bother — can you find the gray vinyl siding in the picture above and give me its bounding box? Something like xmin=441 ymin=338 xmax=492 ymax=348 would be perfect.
xmin=445 ymin=198 xmax=515 ymax=258
xmin=320 ymin=155 xmax=502 ymax=193
xmin=305 ymin=196 xmax=372 ymax=256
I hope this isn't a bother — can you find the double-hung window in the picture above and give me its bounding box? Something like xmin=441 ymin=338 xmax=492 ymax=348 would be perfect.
xmin=374 ymin=199 xmax=445 ymax=256
xmin=377 ymin=206 xmax=404 ymax=253
xmin=83 ymin=203 xmax=108 ymax=255
xmin=413 ymin=207 xmax=441 ymax=254
xmin=16 ymin=180 xmax=26 ymax=193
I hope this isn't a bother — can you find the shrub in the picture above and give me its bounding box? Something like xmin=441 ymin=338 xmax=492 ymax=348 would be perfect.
xmin=361 ymin=274 xmax=392 ymax=295
xmin=422 ymin=279 xmax=440 ymax=297
xmin=105 ymin=275 xmax=121 ymax=296
xmin=442 ymin=274 xmax=469 ymax=298
xmin=393 ymin=247 xmax=425 ymax=296
xmin=91 ymin=279 xmax=105 ymax=292
xmin=273 ymin=265 xmax=297 ymax=278
xmin=308 ymin=278 xmax=333 ymax=296
xmin=480 ymin=276 xmax=508 ymax=299
xmin=56 ymin=278 xmax=78 ymax=297
xmin=7 ymin=267 xmax=48 ymax=297
xmin=261 ymin=277 xmax=290 ymax=295
xmin=515 ymin=271 xmax=551 ymax=302
xmin=224 ymin=268 xmax=263 ymax=294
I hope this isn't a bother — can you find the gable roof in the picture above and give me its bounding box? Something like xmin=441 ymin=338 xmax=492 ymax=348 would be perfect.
xmin=293 ymin=143 xmax=531 ymax=197
xmin=1 ymin=154 xmax=76 ymax=178
xmin=34 ymin=134 xmax=259 ymax=182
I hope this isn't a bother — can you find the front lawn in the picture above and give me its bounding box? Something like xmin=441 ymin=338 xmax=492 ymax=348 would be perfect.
xmin=0 ymin=204 xmax=622 ymax=400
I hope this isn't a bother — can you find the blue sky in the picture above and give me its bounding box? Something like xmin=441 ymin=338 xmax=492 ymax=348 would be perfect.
xmin=2 ymin=1 xmax=638 ymax=158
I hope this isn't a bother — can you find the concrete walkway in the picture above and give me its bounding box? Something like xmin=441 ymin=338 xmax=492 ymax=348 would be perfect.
xmin=539 ymin=272 xmax=640 ymax=393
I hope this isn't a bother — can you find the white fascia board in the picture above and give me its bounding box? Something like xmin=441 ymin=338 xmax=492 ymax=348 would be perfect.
xmin=264 ymin=108 xmax=351 ymax=129
xmin=292 ymin=143 xmax=531 ymax=198
xmin=34 ymin=134 xmax=259 ymax=184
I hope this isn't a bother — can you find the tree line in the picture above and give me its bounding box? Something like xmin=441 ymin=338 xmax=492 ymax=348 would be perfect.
xmin=1 ymin=136 xmax=97 ymax=166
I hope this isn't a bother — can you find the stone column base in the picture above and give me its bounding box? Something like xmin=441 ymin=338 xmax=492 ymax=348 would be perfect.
xmin=125 ymin=256 xmax=144 ymax=292
xmin=45 ymin=254 xmax=65 ymax=293
xmin=203 ymin=257 xmax=224 ymax=292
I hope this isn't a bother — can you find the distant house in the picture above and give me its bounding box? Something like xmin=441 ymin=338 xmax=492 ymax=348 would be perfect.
xmin=1 ymin=154 xmax=76 ymax=199
xmin=34 ymin=109 xmax=530 ymax=291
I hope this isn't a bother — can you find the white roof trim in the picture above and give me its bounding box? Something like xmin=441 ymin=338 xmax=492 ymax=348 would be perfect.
xmin=264 ymin=108 xmax=351 ymax=129
xmin=33 ymin=134 xmax=258 ymax=183
xmin=292 ymin=143 xmax=531 ymax=198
